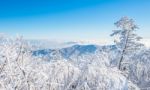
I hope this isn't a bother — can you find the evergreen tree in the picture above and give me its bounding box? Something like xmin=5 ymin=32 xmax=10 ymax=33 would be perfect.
xmin=111 ymin=17 xmax=144 ymax=70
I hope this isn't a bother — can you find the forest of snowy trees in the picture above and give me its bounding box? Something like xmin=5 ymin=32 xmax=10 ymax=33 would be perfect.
xmin=0 ymin=17 xmax=150 ymax=90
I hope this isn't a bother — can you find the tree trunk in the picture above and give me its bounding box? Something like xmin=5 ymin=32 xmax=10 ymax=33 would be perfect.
xmin=118 ymin=55 xmax=123 ymax=70
xmin=118 ymin=30 xmax=130 ymax=70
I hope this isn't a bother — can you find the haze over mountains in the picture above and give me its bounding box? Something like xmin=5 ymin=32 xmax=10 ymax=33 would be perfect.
xmin=29 ymin=38 xmax=150 ymax=49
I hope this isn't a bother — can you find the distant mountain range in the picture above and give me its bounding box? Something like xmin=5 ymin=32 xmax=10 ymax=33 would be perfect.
xmin=28 ymin=38 xmax=150 ymax=50
xmin=33 ymin=44 xmax=116 ymax=60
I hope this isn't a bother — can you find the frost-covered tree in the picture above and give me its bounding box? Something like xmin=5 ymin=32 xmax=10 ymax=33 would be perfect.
xmin=128 ymin=49 xmax=150 ymax=89
xmin=110 ymin=17 xmax=144 ymax=70
xmin=0 ymin=35 xmax=33 ymax=90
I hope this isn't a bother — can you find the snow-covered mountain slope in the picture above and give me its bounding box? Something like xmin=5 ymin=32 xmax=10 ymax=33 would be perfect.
xmin=32 ymin=43 xmax=150 ymax=90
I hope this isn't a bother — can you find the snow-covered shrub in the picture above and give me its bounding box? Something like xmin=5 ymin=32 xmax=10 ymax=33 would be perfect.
xmin=0 ymin=35 xmax=32 ymax=90
xmin=29 ymin=60 xmax=138 ymax=90
xmin=127 ymin=49 xmax=150 ymax=89
xmin=75 ymin=66 xmax=128 ymax=90
xmin=70 ymin=50 xmax=110 ymax=68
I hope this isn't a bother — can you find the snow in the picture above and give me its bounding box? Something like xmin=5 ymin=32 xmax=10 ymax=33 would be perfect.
xmin=140 ymin=39 xmax=150 ymax=48
xmin=0 ymin=35 xmax=141 ymax=90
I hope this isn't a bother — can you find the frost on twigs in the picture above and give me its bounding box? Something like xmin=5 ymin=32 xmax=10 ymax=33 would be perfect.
xmin=111 ymin=17 xmax=144 ymax=71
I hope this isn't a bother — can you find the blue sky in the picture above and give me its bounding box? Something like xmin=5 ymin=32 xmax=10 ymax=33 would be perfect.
xmin=0 ymin=0 xmax=150 ymax=40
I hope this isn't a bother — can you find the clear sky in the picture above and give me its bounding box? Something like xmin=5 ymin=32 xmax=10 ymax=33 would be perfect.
xmin=0 ymin=0 xmax=150 ymax=40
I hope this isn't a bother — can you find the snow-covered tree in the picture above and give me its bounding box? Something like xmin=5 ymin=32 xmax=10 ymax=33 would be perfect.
xmin=128 ymin=49 xmax=150 ymax=89
xmin=110 ymin=17 xmax=144 ymax=70
xmin=0 ymin=35 xmax=33 ymax=90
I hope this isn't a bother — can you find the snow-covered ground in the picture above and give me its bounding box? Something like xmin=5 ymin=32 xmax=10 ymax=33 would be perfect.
xmin=0 ymin=36 xmax=149 ymax=90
